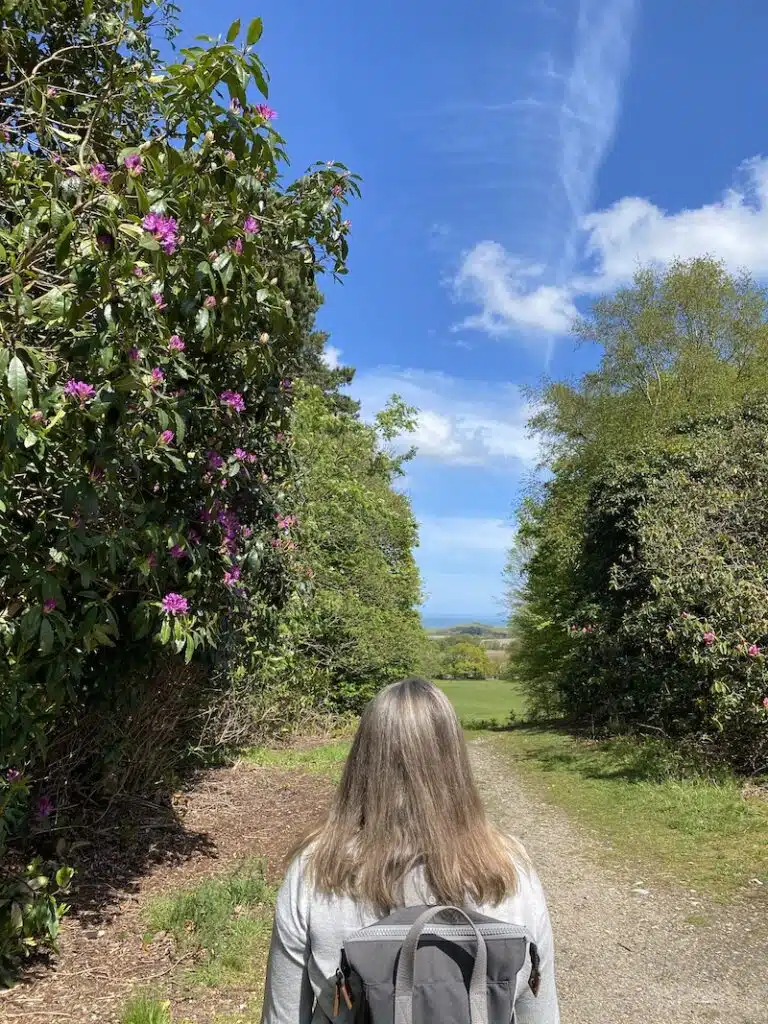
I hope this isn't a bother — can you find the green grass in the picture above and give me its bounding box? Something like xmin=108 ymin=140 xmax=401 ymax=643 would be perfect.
xmin=241 ymin=740 xmax=350 ymax=781
xmin=145 ymin=858 xmax=275 ymax=989
xmin=120 ymin=994 xmax=172 ymax=1024
xmin=436 ymin=678 xmax=527 ymax=727
xmin=490 ymin=727 xmax=768 ymax=898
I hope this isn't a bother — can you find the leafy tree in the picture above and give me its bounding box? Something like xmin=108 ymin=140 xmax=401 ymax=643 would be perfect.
xmin=438 ymin=639 xmax=492 ymax=680
xmin=509 ymin=259 xmax=768 ymax=760
xmin=0 ymin=0 xmax=360 ymax=971
xmin=281 ymin=385 xmax=426 ymax=710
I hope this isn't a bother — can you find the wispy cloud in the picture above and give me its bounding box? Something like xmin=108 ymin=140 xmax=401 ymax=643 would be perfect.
xmin=453 ymin=0 xmax=638 ymax=338
xmin=350 ymin=368 xmax=539 ymax=467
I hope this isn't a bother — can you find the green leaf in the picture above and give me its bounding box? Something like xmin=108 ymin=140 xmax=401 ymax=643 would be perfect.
xmin=39 ymin=618 xmax=54 ymax=656
xmin=195 ymin=307 xmax=210 ymax=333
xmin=55 ymin=221 xmax=76 ymax=268
xmin=226 ymin=18 xmax=240 ymax=42
xmin=247 ymin=17 xmax=263 ymax=45
xmin=7 ymin=356 xmax=28 ymax=405
xmin=253 ymin=62 xmax=269 ymax=98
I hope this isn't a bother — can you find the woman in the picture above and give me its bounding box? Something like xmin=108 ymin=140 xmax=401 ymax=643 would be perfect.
xmin=262 ymin=677 xmax=559 ymax=1023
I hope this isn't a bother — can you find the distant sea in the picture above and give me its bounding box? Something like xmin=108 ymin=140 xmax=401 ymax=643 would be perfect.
xmin=420 ymin=612 xmax=507 ymax=630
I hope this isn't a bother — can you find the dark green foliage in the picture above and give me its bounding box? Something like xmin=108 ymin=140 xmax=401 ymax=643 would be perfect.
xmin=510 ymin=259 xmax=768 ymax=767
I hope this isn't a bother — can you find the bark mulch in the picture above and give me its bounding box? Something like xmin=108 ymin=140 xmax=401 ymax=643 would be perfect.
xmin=0 ymin=762 xmax=333 ymax=1024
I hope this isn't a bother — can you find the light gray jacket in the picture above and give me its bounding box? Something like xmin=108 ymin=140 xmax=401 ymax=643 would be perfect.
xmin=261 ymin=851 xmax=559 ymax=1024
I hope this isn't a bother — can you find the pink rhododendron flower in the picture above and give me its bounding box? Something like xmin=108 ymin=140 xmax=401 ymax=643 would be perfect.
xmin=168 ymin=334 xmax=185 ymax=352
xmin=124 ymin=153 xmax=144 ymax=175
xmin=223 ymin=566 xmax=241 ymax=587
xmin=37 ymin=796 xmax=55 ymax=818
xmin=220 ymin=390 xmax=245 ymax=413
xmin=64 ymin=379 xmax=96 ymax=403
xmin=151 ymin=367 xmax=165 ymax=385
xmin=254 ymin=103 xmax=276 ymax=120
xmin=142 ymin=213 xmax=179 ymax=255
xmin=748 ymin=644 xmax=761 ymax=657
xmin=159 ymin=429 xmax=174 ymax=445
xmin=702 ymin=631 xmax=716 ymax=645
xmin=90 ymin=163 xmax=110 ymax=184
xmin=43 ymin=598 xmax=57 ymax=613
xmin=162 ymin=592 xmax=188 ymax=615
xmin=243 ymin=215 xmax=260 ymax=235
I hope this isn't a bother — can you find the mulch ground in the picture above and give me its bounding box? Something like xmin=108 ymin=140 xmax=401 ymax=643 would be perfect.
xmin=0 ymin=762 xmax=334 ymax=1023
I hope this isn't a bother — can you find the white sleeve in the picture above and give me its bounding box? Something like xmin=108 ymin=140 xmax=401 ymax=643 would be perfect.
xmin=261 ymin=856 xmax=314 ymax=1024
xmin=514 ymin=867 xmax=560 ymax=1024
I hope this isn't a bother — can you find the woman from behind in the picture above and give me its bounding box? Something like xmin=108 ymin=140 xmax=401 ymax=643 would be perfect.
xmin=261 ymin=677 xmax=559 ymax=1023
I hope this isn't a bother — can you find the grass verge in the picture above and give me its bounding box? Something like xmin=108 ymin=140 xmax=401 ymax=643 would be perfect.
xmin=241 ymin=740 xmax=350 ymax=781
xmin=145 ymin=857 xmax=275 ymax=990
xmin=489 ymin=727 xmax=768 ymax=898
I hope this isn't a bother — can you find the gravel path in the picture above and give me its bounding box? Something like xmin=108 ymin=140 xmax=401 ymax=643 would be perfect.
xmin=469 ymin=736 xmax=768 ymax=1024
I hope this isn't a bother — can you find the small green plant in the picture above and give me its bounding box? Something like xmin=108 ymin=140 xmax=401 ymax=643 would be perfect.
xmin=242 ymin=741 xmax=350 ymax=780
xmin=121 ymin=994 xmax=172 ymax=1024
xmin=146 ymin=859 xmax=275 ymax=987
xmin=0 ymin=859 xmax=74 ymax=986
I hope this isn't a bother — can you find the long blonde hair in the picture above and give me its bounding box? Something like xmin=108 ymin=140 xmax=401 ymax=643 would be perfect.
xmin=300 ymin=677 xmax=520 ymax=911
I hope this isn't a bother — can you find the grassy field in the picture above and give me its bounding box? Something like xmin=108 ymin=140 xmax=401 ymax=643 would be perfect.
xmin=435 ymin=677 xmax=526 ymax=726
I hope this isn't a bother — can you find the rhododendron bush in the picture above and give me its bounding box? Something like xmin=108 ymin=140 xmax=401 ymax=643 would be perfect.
xmin=0 ymin=0 xmax=358 ymax=869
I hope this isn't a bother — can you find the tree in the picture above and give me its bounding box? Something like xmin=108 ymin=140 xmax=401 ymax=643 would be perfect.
xmin=509 ymin=259 xmax=768 ymax=757
xmin=0 ymin=0 xmax=360 ymax=971
xmin=438 ymin=639 xmax=492 ymax=680
xmin=281 ymin=385 xmax=426 ymax=710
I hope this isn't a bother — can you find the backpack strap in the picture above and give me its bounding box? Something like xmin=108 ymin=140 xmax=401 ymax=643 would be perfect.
xmin=393 ymin=906 xmax=489 ymax=1024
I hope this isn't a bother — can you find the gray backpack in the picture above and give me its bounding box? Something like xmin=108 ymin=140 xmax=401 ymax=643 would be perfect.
xmin=314 ymin=904 xmax=540 ymax=1024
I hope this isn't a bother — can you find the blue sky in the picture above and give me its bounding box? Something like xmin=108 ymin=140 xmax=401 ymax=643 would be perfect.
xmin=181 ymin=0 xmax=768 ymax=620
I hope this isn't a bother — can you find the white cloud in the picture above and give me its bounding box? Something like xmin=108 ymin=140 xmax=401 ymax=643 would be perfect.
xmin=350 ymin=368 xmax=539 ymax=467
xmin=579 ymin=156 xmax=768 ymax=289
xmin=454 ymin=0 xmax=637 ymax=337
xmin=454 ymin=242 xmax=577 ymax=337
xmin=321 ymin=344 xmax=342 ymax=369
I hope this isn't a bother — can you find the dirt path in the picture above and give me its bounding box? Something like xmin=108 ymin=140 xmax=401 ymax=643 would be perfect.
xmin=469 ymin=736 xmax=768 ymax=1024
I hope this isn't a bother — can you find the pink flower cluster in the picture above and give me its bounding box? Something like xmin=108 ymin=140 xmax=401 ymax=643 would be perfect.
xmin=220 ymin=390 xmax=245 ymax=413
xmin=254 ymin=103 xmax=277 ymax=121
xmin=162 ymin=592 xmax=188 ymax=615
xmin=64 ymin=379 xmax=96 ymax=403
xmin=143 ymin=212 xmax=179 ymax=255
xmin=90 ymin=162 xmax=111 ymax=185
xmin=124 ymin=153 xmax=144 ymax=175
